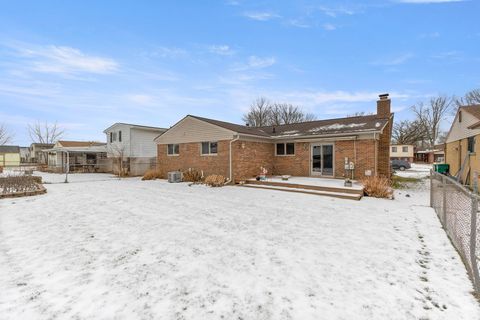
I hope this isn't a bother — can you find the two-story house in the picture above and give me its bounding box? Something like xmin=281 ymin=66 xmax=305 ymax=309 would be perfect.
xmin=103 ymin=123 xmax=167 ymax=176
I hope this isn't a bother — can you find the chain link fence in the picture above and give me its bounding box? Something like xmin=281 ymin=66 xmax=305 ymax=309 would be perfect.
xmin=430 ymin=170 xmax=480 ymax=294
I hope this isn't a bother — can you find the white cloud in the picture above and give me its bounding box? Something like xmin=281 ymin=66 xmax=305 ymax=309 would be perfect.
xmin=287 ymin=19 xmax=310 ymax=28
xmin=247 ymin=56 xmax=276 ymax=68
xmin=149 ymin=46 xmax=188 ymax=59
xmin=243 ymin=12 xmax=281 ymax=21
xmin=323 ymin=23 xmax=337 ymax=31
xmin=397 ymin=0 xmax=464 ymax=3
xmin=316 ymin=5 xmax=356 ymax=17
xmin=126 ymin=94 xmax=155 ymax=106
xmin=17 ymin=45 xmax=118 ymax=74
xmin=208 ymin=45 xmax=235 ymax=56
xmin=372 ymin=53 xmax=414 ymax=66
xmin=419 ymin=32 xmax=440 ymax=38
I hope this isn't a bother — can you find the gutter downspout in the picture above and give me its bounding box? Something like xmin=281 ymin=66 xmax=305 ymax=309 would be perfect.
xmin=228 ymin=134 xmax=240 ymax=184
xmin=374 ymin=133 xmax=378 ymax=176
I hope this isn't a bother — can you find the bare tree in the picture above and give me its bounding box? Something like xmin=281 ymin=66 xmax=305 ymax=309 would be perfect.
xmin=243 ymin=98 xmax=316 ymax=127
xmin=454 ymin=88 xmax=480 ymax=106
xmin=270 ymin=103 xmax=316 ymax=125
xmin=242 ymin=97 xmax=271 ymax=127
xmin=412 ymin=95 xmax=452 ymax=147
xmin=109 ymin=143 xmax=128 ymax=177
xmin=392 ymin=120 xmax=427 ymax=145
xmin=28 ymin=121 xmax=64 ymax=144
xmin=0 ymin=123 xmax=13 ymax=145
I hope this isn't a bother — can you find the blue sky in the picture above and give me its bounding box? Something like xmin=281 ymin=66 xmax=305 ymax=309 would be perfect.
xmin=0 ymin=0 xmax=479 ymax=145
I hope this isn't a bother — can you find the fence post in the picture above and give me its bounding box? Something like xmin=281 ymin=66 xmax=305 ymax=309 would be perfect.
xmin=470 ymin=172 xmax=480 ymax=292
xmin=442 ymin=175 xmax=447 ymax=227
xmin=430 ymin=170 xmax=433 ymax=208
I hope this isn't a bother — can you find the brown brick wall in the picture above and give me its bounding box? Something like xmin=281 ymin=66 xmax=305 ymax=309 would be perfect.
xmin=232 ymin=140 xmax=273 ymax=180
xmin=157 ymin=141 xmax=230 ymax=178
xmin=377 ymin=116 xmax=393 ymax=178
xmin=157 ymin=136 xmax=388 ymax=181
xmin=272 ymin=142 xmax=310 ymax=176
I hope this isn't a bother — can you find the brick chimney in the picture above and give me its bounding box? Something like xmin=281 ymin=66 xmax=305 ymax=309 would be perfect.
xmin=377 ymin=93 xmax=391 ymax=118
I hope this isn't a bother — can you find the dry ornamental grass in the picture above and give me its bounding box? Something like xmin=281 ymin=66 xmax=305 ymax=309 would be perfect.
xmin=204 ymin=174 xmax=225 ymax=187
xmin=361 ymin=176 xmax=393 ymax=199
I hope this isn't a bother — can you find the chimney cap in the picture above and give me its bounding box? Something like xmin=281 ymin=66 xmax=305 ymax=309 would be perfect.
xmin=379 ymin=93 xmax=389 ymax=100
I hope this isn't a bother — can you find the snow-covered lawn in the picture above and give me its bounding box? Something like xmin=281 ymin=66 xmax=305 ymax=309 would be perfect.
xmin=0 ymin=174 xmax=479 ymax=319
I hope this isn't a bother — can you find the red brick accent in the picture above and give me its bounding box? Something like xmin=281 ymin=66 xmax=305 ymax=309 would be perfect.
xmin=232 ymin=140 xmax=273 ymax=180
xmin=157 ymin=135 xmax=391 ymax=180
xmin=272 ymin=142 xmax=310 ymax=176
xmin=157 ymin=141 xmax=230 ymax=178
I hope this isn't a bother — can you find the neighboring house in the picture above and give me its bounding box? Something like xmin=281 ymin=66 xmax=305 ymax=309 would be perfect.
xmin=30 ymin=143 xmax=54 ymax=164
xmin=445 ymin=105 xmax=480 ymax=184
xmin=103 ymin=123 xmax=167 ymax=176
xmin=390 ymin=144 xmax=414 ymax=163
xmin=414 ymin=144 xmax=445 ymax=164
xmin=0 ymin=145 xmax=20 ymax=167
xmin=45 ymin=140 xmax=107 ymax=173
xmin=19 ymin=147 xmax=31 ymax=163
xmin=155 ymin=94 xmax=393 ymax=181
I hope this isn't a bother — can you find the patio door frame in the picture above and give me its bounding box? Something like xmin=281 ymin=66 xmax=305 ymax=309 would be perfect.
xmin=310 ymin=142 xmax=335 ymax=177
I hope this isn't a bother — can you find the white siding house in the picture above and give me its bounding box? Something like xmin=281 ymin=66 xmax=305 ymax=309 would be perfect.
xmin=103 ymin=123 xmax=167 ymax=175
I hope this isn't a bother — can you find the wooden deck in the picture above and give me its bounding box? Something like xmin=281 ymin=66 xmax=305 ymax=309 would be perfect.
xmin=237 ymin=176 xmax=364 ymax=200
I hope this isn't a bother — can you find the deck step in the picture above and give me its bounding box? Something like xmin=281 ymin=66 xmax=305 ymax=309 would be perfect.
xmin=240 ymin=183 xmax=363 ymax=200
xmin=243 ymin=179 xmax=364 ymax=195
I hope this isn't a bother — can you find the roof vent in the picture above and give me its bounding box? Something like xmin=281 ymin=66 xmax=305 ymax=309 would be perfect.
xmin=379 ymin=93 xmax=389 ymax=100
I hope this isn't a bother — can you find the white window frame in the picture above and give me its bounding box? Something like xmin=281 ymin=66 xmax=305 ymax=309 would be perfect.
xmin=200 ymin=141 xmax=218 ymax=156
xmin=167 ymin=144 xmax=180 ymax=156
xmin=275 ymin=142 xmax=295 ymax=156
xmin=402 ymin=146 xmax=408 ymax=153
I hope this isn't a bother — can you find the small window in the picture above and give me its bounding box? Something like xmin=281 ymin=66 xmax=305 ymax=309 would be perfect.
xmin=459 ymin=111 xmax=462 ymax=123
xmin=276 ymin=143 xmax=295 ymax=155
xmin=468 ymin=136 xmax=475 ymax=153
xmin=201 ymin=141 xmax=218 ymax=155
xmin=119 ymin=130 xmax=122 ymax=142
xmin=391 ymin=146 xmax=397 ymax=152
xmin=109 ymin=132 xmax=113 ymax=143
xmin=402 ymin=146 xmax=408 ymax=153
xmin=167 ymin=144 xmax=179 ymax=155
xmin=112 ymin=132 xmax=117 ymax=142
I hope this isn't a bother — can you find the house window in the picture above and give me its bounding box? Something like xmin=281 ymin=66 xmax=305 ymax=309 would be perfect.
xmin=119 ymin=130 xmax=122 ymax=142
xmin=402 ymin=146 xmax=408 ymax=153
xmin=468 ymin=136 xmax=475 ymax=153
xmin=110 ymin=132 xmax=113 ymax=143
xmin=167 ymin=144 xmax=179 ymax=155
xmin=276 ymin=143 xmax=295 ymax=156
xmin=459 ymin=111 xmax=462 ymax=123
xmin=201 ymin=142 xmax=218 ymax=155
xmin=391 ymin=146 xmax=397 ymax=152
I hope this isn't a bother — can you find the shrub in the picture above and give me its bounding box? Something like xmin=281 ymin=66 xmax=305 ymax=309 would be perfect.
xmin=142 ymin=169 xmax=163 ymax=181
xmin=0 ymin=175 xmax=41 ymax=195
xmin=205 ymin=174 xmax=225 ymax=187
xmin=361 ymin=176 xmax=393 ymax=199
xmin=183 ymin=168 xmax=203 ymax=183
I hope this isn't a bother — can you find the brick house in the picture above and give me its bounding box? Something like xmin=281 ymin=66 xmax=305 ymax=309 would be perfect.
xmin=155 ymin=94 xmax=393 ymax=182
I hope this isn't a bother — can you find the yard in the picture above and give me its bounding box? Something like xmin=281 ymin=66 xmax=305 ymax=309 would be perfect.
xmin=0 ymin=170 xmax=479 ymax=319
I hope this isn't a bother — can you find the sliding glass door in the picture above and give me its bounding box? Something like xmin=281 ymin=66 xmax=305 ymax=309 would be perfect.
xmin=311 ymin=144 xmax=334 ymax=176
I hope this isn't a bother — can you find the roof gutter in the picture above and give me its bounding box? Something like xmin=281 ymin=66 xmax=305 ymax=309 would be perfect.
xmin=228 ymin=134 xmax=240 ymax=184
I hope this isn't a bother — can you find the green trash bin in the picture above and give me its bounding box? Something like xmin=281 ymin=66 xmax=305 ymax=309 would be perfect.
xmin=434 ymin=163 xmax=449 ymax=174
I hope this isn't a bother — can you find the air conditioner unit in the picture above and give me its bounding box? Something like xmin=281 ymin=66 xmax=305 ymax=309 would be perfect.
xmin=168 ymin=171 xmax=182 ymax=183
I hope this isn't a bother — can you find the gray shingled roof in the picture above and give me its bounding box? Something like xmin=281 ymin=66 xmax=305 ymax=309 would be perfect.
xmin=0 ymin=145 xmax=20 ymax=153
xmin=190 ymin=114 xmax=389 ymax=138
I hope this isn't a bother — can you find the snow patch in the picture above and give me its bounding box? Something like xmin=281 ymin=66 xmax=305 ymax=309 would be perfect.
xmin=308 ymin=122 xmax=367 ymax=133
